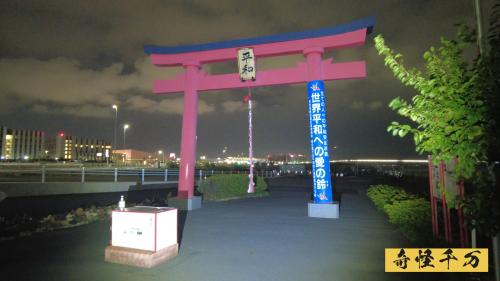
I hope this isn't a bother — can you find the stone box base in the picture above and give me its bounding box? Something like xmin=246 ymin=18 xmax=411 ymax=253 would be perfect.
xmin=105 ymin=243 xmax=178 ymax=268
xmin=168 ymin=196 xmax=202 ymax=210
xmin=308 ymin=202 xmax=340 ymax=219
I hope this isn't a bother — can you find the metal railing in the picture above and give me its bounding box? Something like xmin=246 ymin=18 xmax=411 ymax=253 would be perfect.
xmin=0 ymin=167 xmax=277 ymax=183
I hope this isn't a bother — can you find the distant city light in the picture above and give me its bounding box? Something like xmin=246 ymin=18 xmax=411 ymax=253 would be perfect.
xmin=223 ymin=156 xmax=266 ymax=165
xmin=23 ymin=155 xmax=29 ymax=160
xmin=333 ymin=159 xmax=428 ymax=163
xmin=200 ymin=155 xmax=206 ymax=160
xmin=169 ymin=153 xmax=176 ymax=159
xmin=59 ymin=132 xmax=65 ymax=137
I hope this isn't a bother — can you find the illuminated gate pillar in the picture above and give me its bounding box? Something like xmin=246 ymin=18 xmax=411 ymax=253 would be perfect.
xmin=304 ymin=47 xmax=324 ymax=82
xmin=177 ymin=63 xmax=200 ymax=201
xmin=144 ymin=17 xmax=375 ymax=213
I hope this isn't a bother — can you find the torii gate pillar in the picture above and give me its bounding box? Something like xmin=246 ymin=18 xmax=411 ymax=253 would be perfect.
xmin=175 ymin=62 xmax=200 ymax=205
xmin=145 ymin=17 xmax=375 ymax=213
xmin=304 ymin=47 xmax=324 ymax=80
xmin=168 ymin=62 xmax=202 ymax=210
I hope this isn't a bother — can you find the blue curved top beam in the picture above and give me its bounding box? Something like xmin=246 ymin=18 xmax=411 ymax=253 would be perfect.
xmin=144 ymin=16 xmax=375 ymax=55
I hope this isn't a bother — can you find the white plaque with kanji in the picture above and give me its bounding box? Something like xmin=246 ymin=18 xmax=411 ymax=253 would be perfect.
xmin=237 ymin=48 xmax=256 ymax=81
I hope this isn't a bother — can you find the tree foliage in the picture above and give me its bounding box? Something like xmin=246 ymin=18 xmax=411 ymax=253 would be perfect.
xmin=481 ymin=0 xmax=500 ymax=162
xmin=374 ymin=29 xmax=487 ymax=180
xmin=374 ymin=1 xmax=500 ymax=236
xmin=462 ymin=0 xmax=500 ymax=236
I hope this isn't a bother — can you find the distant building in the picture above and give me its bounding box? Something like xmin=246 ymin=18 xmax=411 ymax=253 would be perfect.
xmin=0 ymin=125 xmax=45 ymax=160
xmin=113 ymin=149 xmax=156 ymax=165
xmin=44 ymin=137 xmax=57 ymax=159
xmin=55 ymin=133 xmax=112 ymax=162
xmin=0 ymin=126 xmax=6 ymax=159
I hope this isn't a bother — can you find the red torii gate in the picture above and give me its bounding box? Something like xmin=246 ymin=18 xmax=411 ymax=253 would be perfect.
xmin=144 ymin=17 xmax=374 ymax=215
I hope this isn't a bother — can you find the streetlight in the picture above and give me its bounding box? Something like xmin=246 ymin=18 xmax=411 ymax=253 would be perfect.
xmin=123 ymin=124 xmax=130 ymax=149
xmin=157 ymin=150 xmax=163 ymax=168
xmin=112 ymin=105 xmax=118 ymax=149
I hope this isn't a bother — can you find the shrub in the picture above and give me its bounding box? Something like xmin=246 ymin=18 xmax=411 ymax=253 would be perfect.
xmin=0 ymin=205 xmax=116 ymax=240
xmin=384 ymin=198 xmax=432 ymax=242
xmin=367 ymin=185 xmax=433 ymax=243
xmin=37 ymin=215 xmax=58 ymax=232
xmin=0 ymin=214 xmax=37 ymax=238
xmin=366 ymin=185 xmax=413 ymax=211
xmin=198 ymin=174 xmax=269 ymax=201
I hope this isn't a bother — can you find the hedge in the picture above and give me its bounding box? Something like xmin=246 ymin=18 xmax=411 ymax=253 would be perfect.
xmin=367 ymin=185 xmax=432 ymax=243
xmin=384 ymin=198 xmax=432 ymax=242
xmin=366 ymin=184 xmax=415 ymax=211
xmin=197 ymin=174 xmax=269 ymax=201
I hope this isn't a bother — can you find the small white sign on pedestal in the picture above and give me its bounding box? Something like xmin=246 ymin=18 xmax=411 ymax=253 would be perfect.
xmin=105 ymin=206 xmax=178 ymax=268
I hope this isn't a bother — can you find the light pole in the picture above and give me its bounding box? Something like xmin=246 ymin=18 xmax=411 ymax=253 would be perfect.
xmin=123 ymin=124 xmax=129 ymax=149
xmin=158 ymin=150 xmax=164 ymax=167
xmin=112 ymin=105 xmax=118 ymax=149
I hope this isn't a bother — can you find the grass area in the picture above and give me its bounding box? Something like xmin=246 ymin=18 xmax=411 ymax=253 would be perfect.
xmin=197 ymin=174 xmax=269 ymax=201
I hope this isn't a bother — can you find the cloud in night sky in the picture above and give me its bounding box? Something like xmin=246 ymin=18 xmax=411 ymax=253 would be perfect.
xmin=0 ymin=0 xmax=495 ymax=158
xmin=1 ymin=57 xmax=128 ymax=106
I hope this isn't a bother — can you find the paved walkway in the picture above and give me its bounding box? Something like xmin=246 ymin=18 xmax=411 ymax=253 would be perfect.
xmin=0 ymin=176 xmax=440 ymax=281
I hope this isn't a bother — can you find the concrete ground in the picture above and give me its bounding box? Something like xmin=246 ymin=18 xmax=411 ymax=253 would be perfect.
xmin=0 ymin=176 xmax=453 ymax=281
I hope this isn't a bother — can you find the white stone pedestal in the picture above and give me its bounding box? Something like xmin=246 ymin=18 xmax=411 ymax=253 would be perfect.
xmin=168 ymin=196 xmax=202 ymax=211
xmin=308 ymin=202 xmax=340 ymax=219
xmin=105 ymin=206 xmax=178 ymax=268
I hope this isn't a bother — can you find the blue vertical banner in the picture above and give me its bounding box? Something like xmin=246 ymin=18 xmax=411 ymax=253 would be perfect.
xmin=307 ymin=80 xmax=333 ymax=203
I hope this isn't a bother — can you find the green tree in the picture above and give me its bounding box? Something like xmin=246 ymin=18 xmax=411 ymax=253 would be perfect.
xmin=374 ymin=28 xmax=487 ymax=179
xmin=481 ymin=0 xmax=500 ymax=162
xmin=463 ymin=1 xmax=500 ymax=236
xmin=374 ymin=14 xmax=500 ymax=236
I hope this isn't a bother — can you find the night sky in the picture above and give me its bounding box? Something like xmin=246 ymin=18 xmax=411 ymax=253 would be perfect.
xmin=0 ymin=0 xmax=493 ymax=159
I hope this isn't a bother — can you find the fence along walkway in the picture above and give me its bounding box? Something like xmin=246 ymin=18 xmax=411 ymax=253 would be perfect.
xmin=0 ymin=167 xmax=276 ymax=183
